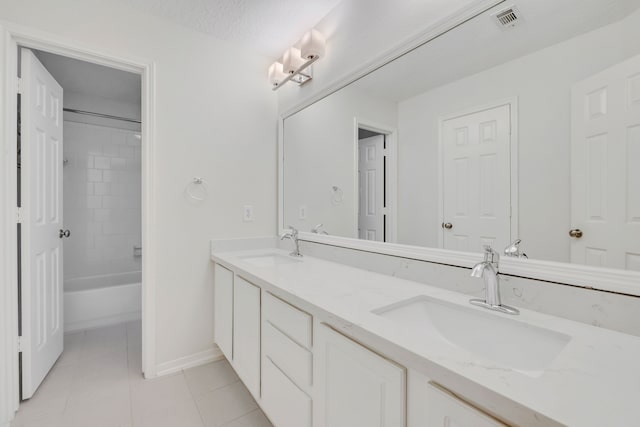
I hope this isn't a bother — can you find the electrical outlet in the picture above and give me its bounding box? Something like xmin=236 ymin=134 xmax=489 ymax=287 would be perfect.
xmin=243 ymin=205 xmax=254 ymax=222
xmin=299 ymin=205 xmax=307 ymax=220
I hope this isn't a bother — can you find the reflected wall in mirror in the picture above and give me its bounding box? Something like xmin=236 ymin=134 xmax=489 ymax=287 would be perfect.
xmin=283 ymin=0 xmax=640 ymax=271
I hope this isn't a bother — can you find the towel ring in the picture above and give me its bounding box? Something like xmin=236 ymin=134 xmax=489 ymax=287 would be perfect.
xmin=186 ymin=177 xmax=208 ymax=201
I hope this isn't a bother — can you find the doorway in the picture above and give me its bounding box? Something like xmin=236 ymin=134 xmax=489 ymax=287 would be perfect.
xmin=17 ymin=47 xmax=143 ymax=400
xmin=1 ymin=28 xmax=156 ymax=423
xmin=356 ymin=121 xmax=397 ymax=243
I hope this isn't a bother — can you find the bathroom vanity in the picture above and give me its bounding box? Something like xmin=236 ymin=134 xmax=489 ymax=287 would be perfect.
xmin=211 ymin=243 xmax=640 ymax=427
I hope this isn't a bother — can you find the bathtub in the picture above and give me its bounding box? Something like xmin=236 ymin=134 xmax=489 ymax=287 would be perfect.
xmin=64 ymin=271 xmax=141 ymax=332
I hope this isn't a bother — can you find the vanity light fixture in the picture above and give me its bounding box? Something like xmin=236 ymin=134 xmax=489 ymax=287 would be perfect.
xmin=269 ymin=29 xmax=326 ymax=90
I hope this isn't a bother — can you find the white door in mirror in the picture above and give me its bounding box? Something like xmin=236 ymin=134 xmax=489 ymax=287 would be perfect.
xmin=20 ymin=48 xmax=64 ymax=399
xmin=571 ymin=53 xmax=640 ymax=270
xmin=441 ymin=104 xmax=512 ymax=252
xmin=358 ymin=135 xmax=385 ymax=241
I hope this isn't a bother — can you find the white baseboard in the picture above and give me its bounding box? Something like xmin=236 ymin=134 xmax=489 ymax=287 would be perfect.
xmin=64 ymin=311 xmax=141 ymax=333
xmin=156 ymin=346 xmax=224 ymax=377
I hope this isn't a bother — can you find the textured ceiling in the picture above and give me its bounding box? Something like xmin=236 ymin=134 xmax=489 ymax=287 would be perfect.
xmin=112 ymin=0 xmax=342 ymax=58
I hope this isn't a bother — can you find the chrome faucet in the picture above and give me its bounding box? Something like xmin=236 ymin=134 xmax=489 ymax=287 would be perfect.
xmin=311 ymin=223 xmax=329 ymax=235
xmin=469 ymin=245 xmax=519 ymax=315
xmin=280 ymin=226 xmax=302 ymax=257
xmin=504 ymin=239 xmax=528 ymax=258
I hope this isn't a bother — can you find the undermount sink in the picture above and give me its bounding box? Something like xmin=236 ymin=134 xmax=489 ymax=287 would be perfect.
xmin=239 ymin=253 xmax=301 ymax=267
xmin=373 ymin=296 xmax=570 ymax=377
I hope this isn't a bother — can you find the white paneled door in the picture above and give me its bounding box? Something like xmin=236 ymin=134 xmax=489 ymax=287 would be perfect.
xmin=441 ymin=104 xmax=512 ymax=252
xmin=20 ymin=48 xmax=64 ymax=399
xmin=571 ymin=54 xmax=640 ymax=270
xmin=358 ymin=135 xmax=385 ymax=241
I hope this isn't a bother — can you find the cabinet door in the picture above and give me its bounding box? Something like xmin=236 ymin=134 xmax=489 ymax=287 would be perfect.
xmin=262 ymin=357 xmax=312 ymax=427
xmin=426 ymin=384 xmax=506 ymax=427
xmin=213 ymin=264 xmax=233 ymax=360
xmin=233 ymin=276 xmax=261 ymax=397
xmin=314 ymin=324 xmax=406 ymax=427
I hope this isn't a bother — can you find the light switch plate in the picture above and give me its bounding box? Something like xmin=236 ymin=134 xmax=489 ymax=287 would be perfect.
xmin=299 ymin=205 xmax=307 ymax=220
xmin=243 ymin=205 xmax=254 ymax=222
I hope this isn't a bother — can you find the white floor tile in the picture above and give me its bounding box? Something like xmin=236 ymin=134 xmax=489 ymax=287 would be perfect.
xmin=12 ymin=322 xmax=270 ymax=427
xmin=131 ymin=373 xmax=193 ymax=415
xmin=132 ymin=398 xmax=204 ymax=427
xmin=184 ymin=359 xmax=239 ymax=397
xmin=221 ymin=409 xmax=274 ymax=427
xmin=195 ymin=381 xmax=258 ymax=427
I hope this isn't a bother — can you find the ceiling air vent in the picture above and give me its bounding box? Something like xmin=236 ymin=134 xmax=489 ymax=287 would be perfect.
xmin=493 ymin=6 xmax=523 ymax=30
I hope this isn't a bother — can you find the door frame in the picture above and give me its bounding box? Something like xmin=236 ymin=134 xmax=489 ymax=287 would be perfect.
xmin=437 ymin=97 xmax=519 ymax=249
xmin=353 ymin=118 xmax=398 ymax=243
xmin=0 ymin=23 xmax=158 ymax=421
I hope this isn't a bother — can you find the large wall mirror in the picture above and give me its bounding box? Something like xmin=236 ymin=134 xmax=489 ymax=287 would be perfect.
xmin=282 ymin=0 xmax=640 ymax=287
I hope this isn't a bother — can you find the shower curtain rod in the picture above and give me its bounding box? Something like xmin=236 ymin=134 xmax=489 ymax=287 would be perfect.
xmin=63 ymin=108 xmax=141 ymax=124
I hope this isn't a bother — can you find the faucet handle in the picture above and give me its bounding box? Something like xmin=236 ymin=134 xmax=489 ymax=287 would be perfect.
xmin=504 ymin=239 xmax=527 ymax=258
xmin=286 ymin=225 xmax=298 ymax=236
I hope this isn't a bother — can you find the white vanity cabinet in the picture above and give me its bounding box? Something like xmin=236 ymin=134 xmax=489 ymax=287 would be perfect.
xmin=213 ymin=257 xmax=516 ymax=427
xmin=213 ymin=264 xmax=233 ymax=359
xmin=261 ymin=293 xmax=313 ymax=427
xmin=425 ymin=383 xmax=506 ymax=427
xmin=233 ymin=276 xmax=261 ymax=397
xmin=314 ymin=324 xmax=406 ymax=427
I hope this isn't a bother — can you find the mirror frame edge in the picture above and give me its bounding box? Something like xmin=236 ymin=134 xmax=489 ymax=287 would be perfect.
xmin=276 ymin=0 xmax=640 ymax=297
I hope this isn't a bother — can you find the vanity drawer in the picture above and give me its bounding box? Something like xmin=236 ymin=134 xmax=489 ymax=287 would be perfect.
xmin=263 ymin=320 xmax=312 ymax=389
xmin=262 ymin=356 xmax=312 ymax=427
xmin=263 ymin=292 xmax=312 ymax=349
xmin=426 ymin=383 xmax=506 ymax=427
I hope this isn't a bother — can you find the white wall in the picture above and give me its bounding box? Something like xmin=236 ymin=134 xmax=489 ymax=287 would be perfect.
xmin=276 ymin=0 xmax=488 ymax=114
xmin=284 ymin=84 xmax=397 ymax=236
xmin=63 ymin=121 xmax=142 ymax=282
xmin=0 ymin=0 xmax=277 ymax=374
xmin=396 ymin=9 xmax=640 ymax=262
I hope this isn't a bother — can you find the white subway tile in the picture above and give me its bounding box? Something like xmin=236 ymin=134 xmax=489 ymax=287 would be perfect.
xmin=94 ymin=156 xmax=111 ymax=169
xmin=87 ymin=169 xmax=102 ymax=182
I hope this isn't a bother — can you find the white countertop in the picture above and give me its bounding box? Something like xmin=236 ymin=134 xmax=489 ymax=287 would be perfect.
xmin=211 ymin=246 xmax=640 ymax=427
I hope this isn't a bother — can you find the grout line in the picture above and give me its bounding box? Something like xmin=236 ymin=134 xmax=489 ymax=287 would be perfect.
xmin=59 ymin=329 xmax=86 ymax=417
xmin=183 ymin=368 xmax=208 ymax=427
xmin=126 ymin=323 xmax=136 ymax=427
xmin=219 ymin=407 xmax=262 ymax=427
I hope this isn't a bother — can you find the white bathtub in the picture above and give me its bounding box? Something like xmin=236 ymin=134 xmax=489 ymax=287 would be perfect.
xmin=64 ymin=271 xmax=141 ymax=332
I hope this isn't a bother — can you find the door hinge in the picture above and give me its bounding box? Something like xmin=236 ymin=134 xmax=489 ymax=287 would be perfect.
xmin=17 ymin=336 xmax=23 ymax=352
xmin=16 ymin=77 xmax=22 ymax=94
xmin=16 ymin=207 xmax=23 ymax=224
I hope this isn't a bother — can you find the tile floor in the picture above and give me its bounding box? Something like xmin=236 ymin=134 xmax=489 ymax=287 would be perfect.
xmin=11 ymin=322 xmax=273 ymax=427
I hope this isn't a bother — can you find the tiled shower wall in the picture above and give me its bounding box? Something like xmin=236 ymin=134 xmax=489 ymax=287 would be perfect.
xmin=63 ymin=120 xmax=142 ymax=282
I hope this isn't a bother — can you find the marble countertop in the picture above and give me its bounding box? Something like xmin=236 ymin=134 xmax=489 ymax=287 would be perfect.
xmin=211 ymin=245 xmax=640 ymax=427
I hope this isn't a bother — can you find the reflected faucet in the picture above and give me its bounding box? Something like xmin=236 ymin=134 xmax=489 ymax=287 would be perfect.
xmin=311 ymin=223 xmax=329 ymax=235
xmin=504 ymin=239 xmax=528 ymax=258
xmin=470 ymin=245 xmax=519 ymax=315
xmin=280 ymin=226 xmax=302 ymax=257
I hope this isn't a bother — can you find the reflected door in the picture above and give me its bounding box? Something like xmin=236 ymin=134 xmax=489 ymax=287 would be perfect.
xmin=571 ymin=54 xmax=640 ymax=270
xmin=20 ymin=48 xmax=64 ymax=398
xmin=441 ymin=104 xmax=512 ymax=252
xmin=358 ymin=135 xmax=385 ymax=241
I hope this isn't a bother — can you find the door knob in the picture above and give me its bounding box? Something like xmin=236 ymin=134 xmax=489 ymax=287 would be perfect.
xmin=59 ymin=229 xmax=71 ymax=238
xmin=569 ymin=229 xmax=583 ymax=238
xmin=442 ymin=222 xmax=453 ymax=230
